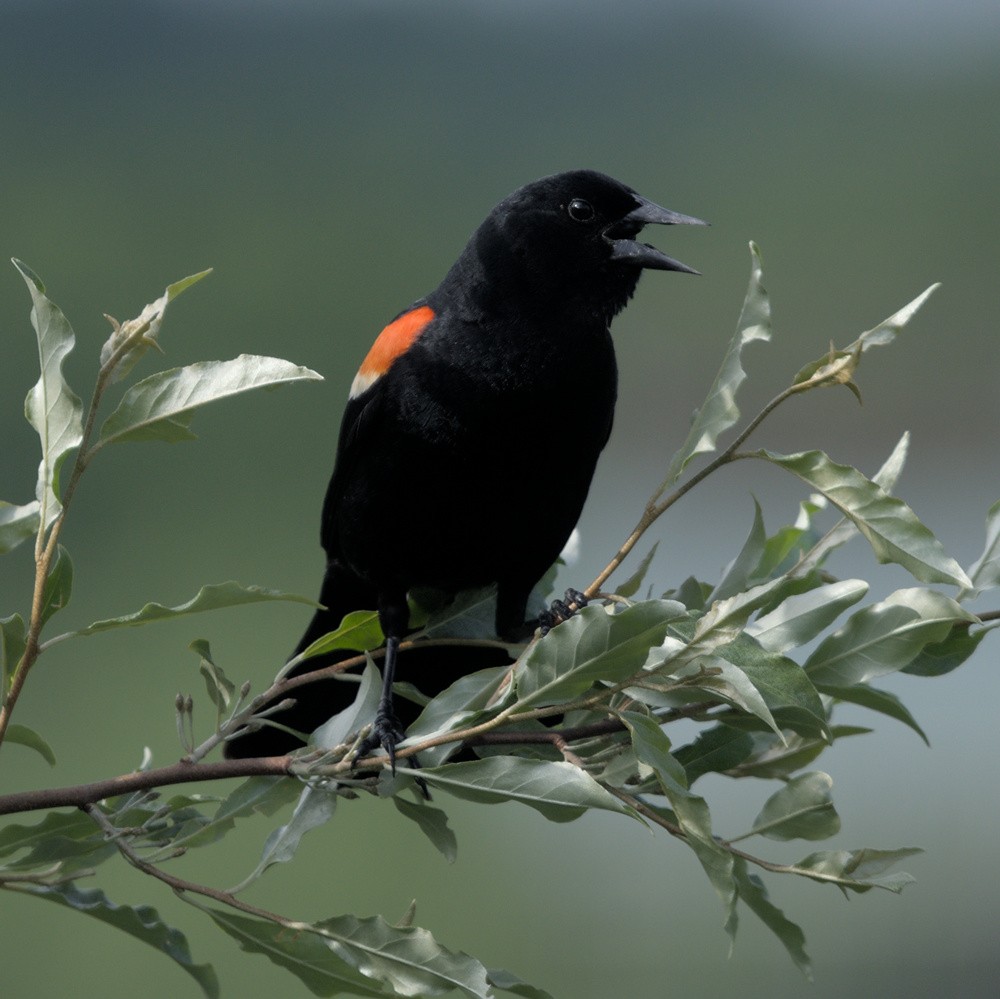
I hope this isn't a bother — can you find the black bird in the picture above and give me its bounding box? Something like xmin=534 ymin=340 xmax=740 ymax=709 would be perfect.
xmin=225 ymin=169 xmax=706 ymax=763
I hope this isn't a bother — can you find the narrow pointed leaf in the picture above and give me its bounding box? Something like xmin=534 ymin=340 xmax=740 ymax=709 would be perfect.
xmin=0 ymin=500 xmax=40 ymax=555
xmin=754 ymin=448 xmax=971 ymax=588
xmin=294 ymin=609 xmax=383 ymax=664
xmin=625 ymin=713 xmax=736 ymax=907
xmin=673 ymin=725 xmax=755 ymax=783
xmin=176 ymin=777 xmax=302 ymax=850
xmin=51 ymin=581 xmax=317 ymax=642
xmin=14 ymin=259 xmax=84 ymax=528
xmin=101 ymin=269 xmax=212 ymax=382
xmin=200 ymin=908 xmax=386 ymax=997
xmin=712 ymin=499 xmax=767 ymax=600
xmin=485 ymin=968 xmax=554 ymax=999
xmin=790 ymin=847 xmax=922 ymax=893
xmin=419 ymin=757 xmax=631 ymax=822
xmin=22 ymin=883 xmax=218 ymax=998
xmin=746 ymin=580 xmax=869 ymax=654
xmin=794 ymin=433 xmax=910 ymax=575
xmin=515 ymin=600 xmax=685 ymax=708
xmin=902 ymin=623 xmax=986 ymax=677
xmin=97 ymin=355 xmax=322 ymax=447
xmin=732 ymin=856 xmax=811 ymax=978
xmin=662 ymin=242 xmax=771 ymax=486
xmin=4 ymin=724 xmax=57 ymax=765
xmin=39 ymin=544 xmax=72 ymax=628
xmin=2 ymin=613 xmax=27 ymax=692
xmin=805 ymin=588 xmax=976 ymax=687
xmin=820 ymin=683 xmax=928 ymax=743
xmin=966 ymin=498 xmax=1000 ymax=595
xmin=849 ymin=284 xmax=939 ymax=352
xmin=392 ymin=797 xmax=458 ymax=863
xmin=614 ymin=541 xmax=659 ymax=598
xmin=235 ymin=786 xmax=338 ymax=889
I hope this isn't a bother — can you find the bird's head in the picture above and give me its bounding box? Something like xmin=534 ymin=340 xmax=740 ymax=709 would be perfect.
xmin=469 ymin=169 xmax=708 ymax=321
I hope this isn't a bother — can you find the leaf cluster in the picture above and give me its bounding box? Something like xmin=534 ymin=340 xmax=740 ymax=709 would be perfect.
xmin=1 ymin=249 xmax=996 ymax=997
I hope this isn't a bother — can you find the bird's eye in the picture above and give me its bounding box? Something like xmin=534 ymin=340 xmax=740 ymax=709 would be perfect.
xmin=566 ymin=198 xmax=595 ymax=222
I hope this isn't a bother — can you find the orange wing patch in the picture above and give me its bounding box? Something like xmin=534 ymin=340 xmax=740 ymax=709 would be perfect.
xmin=349 ymin=305 xmax=436 ymax=398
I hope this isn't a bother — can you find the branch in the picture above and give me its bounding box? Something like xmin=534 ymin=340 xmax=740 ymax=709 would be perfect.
xmin=588 ymin=383 xmax=805 ymax=596
xmin=0 ymin=756 xmax=292 ymax=817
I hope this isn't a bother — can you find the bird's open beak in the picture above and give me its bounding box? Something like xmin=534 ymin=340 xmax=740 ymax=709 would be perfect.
xmin=606 ymin=196 xmax=709 ymax=274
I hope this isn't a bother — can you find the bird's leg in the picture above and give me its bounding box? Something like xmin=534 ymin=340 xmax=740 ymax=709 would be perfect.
xmin=356 ymin=634 xmax=405 ymax=771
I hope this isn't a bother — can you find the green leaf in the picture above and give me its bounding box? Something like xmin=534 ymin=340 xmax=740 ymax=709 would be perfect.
xmin=421 ymin=585 xmax=500 ymax=640
xmin=902 ymin=623 xmax=986 ymax=677
xmin=849 ymin=284 xmax=940 ymax=353
xmin=418 ymin=757 xmax=632 ymax=823
xmin=673 ymin=725 xmax=755 ymax=783
xmin=805 ymin=588 xmax=976 ymax=687
xmin=485 ymin=968 xmax=554 ymax=999
xmin=313 ymin=914 xmax=497 ymax=998
xmin=965 ymin=498 xmax=1000 ymax=595
xmin=754 ymin=448 xmax=971 ymax=588
xmin=39 ymin=544 xmax=73 ymax=628
xmin=717 ymin=637 xmax=827 ymax=740
xmin=739 ymin=771 xmax=840 ymax=842
xmin=1 ymin=612 xmax=27 ymax=695
xmin=746 ymin=580 xmax=869 ymax=654
xmin=97 ymin=355 xmax=323 ymax=448
xmin=515 ymin=599 xmax=685 ymax=708
xmin=732 ymin=856 xmax=811 ymax=978
xmin=100 ymin=269 xmax=213 ymax=382
xmin=712 ymin=499 xmax=767 ymax=601
xmin=14 ymin=259 xmax=84 ymax=530
xmin=234 ymin=786 xmax=339 ymax=889
xmin=789 ymin=847 xmax=922 ymax=893
xmin=50 ymin=581 xmax=316 ymax=643
xmin=820 ymin=683 xmax=928 ymax=743
xmin=193 ymin=640 xmax=235 ymax=715
xmin=614 ymin=542 xmax=659 ymax=599
xmin=405 ymin=666 xmax=513 ymax=767
xmin=203 ymin=907 xmax=386 ymax=997
xmin=392 ymin=797 xmax=459 ymax=863
xmin=0 ymin=500 xmax=40 ymax=555
xmin=661 ymin=242 xmax=771 ymax=487
xmin=19 ymin=883 xmax=218 ymax=998
xmin=625 ymin=713 xmax=736 ymax=909
xmin=205 ymin=907 xmax=501 ymax=999
xmin=294 ymin=609 xmax=383 ymax=664
xmin=4 ymin=724 xmax=57 ymax=765
xmin=174 ymin=777 xmax=302 ymax=851
xmin=793 ymin=433 xmax=910 ymax=576
xmin=0 ymin=810 xmax=99 ymax=860
xmin=675 ymin=652 xmax=783 ymax=738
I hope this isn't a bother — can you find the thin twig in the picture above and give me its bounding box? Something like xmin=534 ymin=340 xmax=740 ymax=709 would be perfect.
xmin=83 ymin=803 xmax=292 ymax=924
xmin=588 ymin=382 xmax=806 ymax=596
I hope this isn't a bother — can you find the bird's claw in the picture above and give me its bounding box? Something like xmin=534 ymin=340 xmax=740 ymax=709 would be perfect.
xmin=538 ymin=588 xmax=589 ymax=635
xmin=356 ymin=708 xmax=406 ymax=772
xmin=355 ymin=709 xmax=430 ymax=798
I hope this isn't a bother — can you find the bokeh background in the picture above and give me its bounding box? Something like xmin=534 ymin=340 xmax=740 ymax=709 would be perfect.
xmin=2 ymin=1 xmax=998 ymax=996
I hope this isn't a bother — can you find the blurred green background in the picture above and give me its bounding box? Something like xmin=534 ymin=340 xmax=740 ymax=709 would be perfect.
xmin=2 ymin=1 xmax=998 ymax=996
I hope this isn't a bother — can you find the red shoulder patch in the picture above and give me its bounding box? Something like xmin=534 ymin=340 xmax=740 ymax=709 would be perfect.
xmin=350 ymin=305 xmax=435 ymax=398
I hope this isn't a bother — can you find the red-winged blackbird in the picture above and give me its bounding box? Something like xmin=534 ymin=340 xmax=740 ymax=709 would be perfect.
xmin=225 ymin=169 xmax=706 ymax=763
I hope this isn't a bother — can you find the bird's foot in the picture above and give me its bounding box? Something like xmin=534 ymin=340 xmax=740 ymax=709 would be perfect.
xmin=356 ymin=706 xmax=406 ymax=773
xmin=538 ymin=588 xmax=590 ymax=636
xmin=355 ymin=707 xmax=430 ymax=797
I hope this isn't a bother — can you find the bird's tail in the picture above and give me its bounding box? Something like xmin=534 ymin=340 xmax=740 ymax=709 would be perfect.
xmin=223 ymin=560 xmax=378 ymax=758
xmin=224 ymin=561 xmax=515 ymax=759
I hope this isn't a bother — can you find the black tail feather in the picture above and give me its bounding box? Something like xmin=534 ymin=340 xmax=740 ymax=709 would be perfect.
xmin=223 ymin=561 xmax=512 ymax=759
